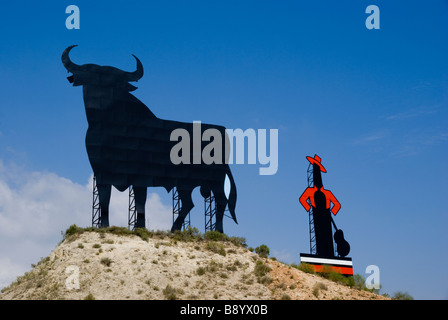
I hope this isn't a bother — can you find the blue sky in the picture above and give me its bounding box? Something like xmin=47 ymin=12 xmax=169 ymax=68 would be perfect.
xmin=0 ymin=1 xmax=447 ymax=299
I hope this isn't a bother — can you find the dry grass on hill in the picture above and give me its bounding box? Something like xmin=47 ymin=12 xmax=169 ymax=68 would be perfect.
xmin=0 ymin=226 xmax=389 ymax=300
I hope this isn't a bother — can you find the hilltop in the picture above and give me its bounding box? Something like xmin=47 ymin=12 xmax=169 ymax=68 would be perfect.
xmin=0 ymin=226 xmax=388 ymax=300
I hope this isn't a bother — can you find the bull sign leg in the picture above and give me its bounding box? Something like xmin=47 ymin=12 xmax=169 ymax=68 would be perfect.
xmin=213 ymin=190 xmax=228 ymax=234
xmin=134 ymin=186 xmax=147 ymax=228
xmin=97 ymin=184 xmax=111 ymax=228
xmin=171 ymin=188 xmax=194 ymax=232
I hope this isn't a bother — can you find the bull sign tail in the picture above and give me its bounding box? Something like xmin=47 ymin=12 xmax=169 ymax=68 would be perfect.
xmin=225 ymin=170 xmax=238 ymax=224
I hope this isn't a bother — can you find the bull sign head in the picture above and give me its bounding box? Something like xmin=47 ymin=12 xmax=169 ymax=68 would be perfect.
xmin=62 ymin=45 xmax=143 ymax=92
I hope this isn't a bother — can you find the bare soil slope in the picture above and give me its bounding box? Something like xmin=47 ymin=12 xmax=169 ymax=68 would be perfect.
xmin=0 ymin=228 xmax=387 ymax=300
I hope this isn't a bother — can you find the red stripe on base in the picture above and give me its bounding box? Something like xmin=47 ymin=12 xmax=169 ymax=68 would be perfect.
xmin=312 ymin=265 xmax=353 ymax=275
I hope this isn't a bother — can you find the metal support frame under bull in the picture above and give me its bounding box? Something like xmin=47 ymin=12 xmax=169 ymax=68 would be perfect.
xmin=128 ymin=185 xmax=137 ymax=230
xmin=307 ymin=164 xmax=317 ymax=255
xmin=92 ymin=176 xmax=101 ymax=228
xmin=204 ymin=194 xmax=216 ymax=232
xmin=172 ymin=188 xmax=190 ymax=231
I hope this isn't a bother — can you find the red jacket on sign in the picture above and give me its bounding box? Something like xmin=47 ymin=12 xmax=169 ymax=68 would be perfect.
xmin=299 ymin=186 xmax=341 ymax=216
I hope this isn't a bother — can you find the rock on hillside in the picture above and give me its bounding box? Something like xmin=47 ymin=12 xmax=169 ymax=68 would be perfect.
xmin=0 ymin=227 xmax=387 ymax=300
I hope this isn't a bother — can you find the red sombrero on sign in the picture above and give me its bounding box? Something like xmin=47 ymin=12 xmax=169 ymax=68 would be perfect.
xmin=306 ymin=154 xmax=327 ymax=173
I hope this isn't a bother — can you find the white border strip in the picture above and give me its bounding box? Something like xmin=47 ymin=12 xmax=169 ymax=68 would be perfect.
xmin=300 ymin=256 xmax=353 ymax=267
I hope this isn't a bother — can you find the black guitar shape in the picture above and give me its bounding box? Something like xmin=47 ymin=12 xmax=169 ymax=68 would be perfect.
xmin=330 ymin=216 xmax=350 ymax=257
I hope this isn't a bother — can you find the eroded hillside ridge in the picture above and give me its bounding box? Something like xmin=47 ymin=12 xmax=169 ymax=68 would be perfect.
xmin=0 ymin=227 xmax=387 ymax=300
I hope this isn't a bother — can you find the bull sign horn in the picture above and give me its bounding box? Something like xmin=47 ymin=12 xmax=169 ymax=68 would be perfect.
xmin=61 ymin=45 xmax=80 ymax=72
xmin=61 ymin=45 xmax=143 ymax=82
xmin=127 ymin=54 xmax=143 ymax=82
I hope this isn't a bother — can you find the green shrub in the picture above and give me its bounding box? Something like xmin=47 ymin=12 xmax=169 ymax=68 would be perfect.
xmin=206 ymin=264 xmax=218 ymax=273
xmin=254 ymin=260 xmax=271 ymax=277
xmin=353 ymin=274 xmax=367 ymax=290
xmin=100 ymin=257 xmax=112 ymax=267
xmin=206 ymin=242 xmax=226 ymax=256
xmin=64 ymin=224 xmax=84 ymax=240
xmin=257 ymin=275 xmax=272 ymax=285
xmin=392 ymin=291 xmax=413 ymax=300
xmin=318 ymin=266 xmax=354 ymax=286
xmin=162 ymin=285 xmax=183 ymax=300
xmin=255 ymin=244 xmax=270 ymax=258
xmin=103 ymin=226 xmax=131 ymax=236
xmin=297 ymin=263 xmax=315 ymax=274
xmin=172 ymin=227 xmax=202 ymax=242
xmin=133 ymin=228 xmax=150 ymax=241
xmin=196 ymin=267 xmax=206 ymax=275
xmin=312 ymin=282 xmax=328 ymax=298
xmin=84 ymin=293 xmax=95 ymax=300
xmin=314 ymin=282 xmax=328 ymax=291
xmin=229 ymin=236 xmax=247 ymax=248
xmin=204 ymin=230 xmax=228 ymax=242
xmin=312 ymin=284 xmax=321 ymax=298
xmin=63 ymin=225 xmax=154 ymax=242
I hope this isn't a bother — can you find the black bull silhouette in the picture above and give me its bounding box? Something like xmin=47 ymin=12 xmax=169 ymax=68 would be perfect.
xmin=62 ymin=45 xmax=237 ymax=233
